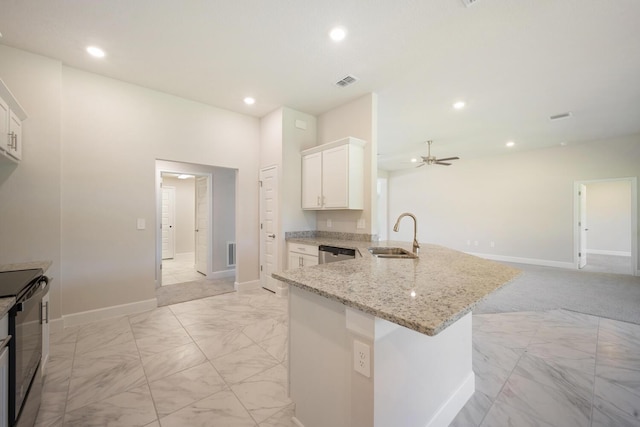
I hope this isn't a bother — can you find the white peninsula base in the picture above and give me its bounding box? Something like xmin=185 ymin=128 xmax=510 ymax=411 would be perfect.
xmin=289 ymin=286 xmax=474 ymax=427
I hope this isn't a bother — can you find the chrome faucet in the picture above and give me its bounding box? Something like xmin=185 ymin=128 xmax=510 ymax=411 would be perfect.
xmin=393 ymin=212 xmax=420 ymax=254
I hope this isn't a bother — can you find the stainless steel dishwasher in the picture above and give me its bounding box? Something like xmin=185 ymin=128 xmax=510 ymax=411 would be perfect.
xmin=318 ymin=245 xmax=356 ymax=264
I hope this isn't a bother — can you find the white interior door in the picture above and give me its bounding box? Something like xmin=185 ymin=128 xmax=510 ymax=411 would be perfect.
xmin=161 ymin=186 xmax=176 ymax=259
xmin=579 ymin=184 xmax=588 ymax=268
xmin=195 ymin=176 xmax=209 ymax=275
xmin=260 ymin=166 xmax=279 ymax=292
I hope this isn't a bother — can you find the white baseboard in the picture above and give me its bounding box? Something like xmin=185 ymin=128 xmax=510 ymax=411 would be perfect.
xmin=587 ymin=249 xmax=632 ymax=257
xmin=209 ymin=269 xmax=236 ymax=279
xmin=235 ymin=279 xmax=261 ymax=292
xmin=62 ymin=298 xmax=158 ymax=329
xmin=426 ymin=372 xmax=475 ymax=427
xmin=466 ymin=252 xmax=575 ymax=270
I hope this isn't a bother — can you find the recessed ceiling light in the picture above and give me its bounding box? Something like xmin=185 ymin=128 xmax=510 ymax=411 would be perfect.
xmin=506 ymin=141 xmax=515 ymax=147
xmin=410 ymin=158 xmax=418 ymax=163
xmin=329 ymin=27 xmax=347 ymax=42
xmin=86 ymin=46 xmax=106 ymax=58
xmin=243 ymin=97 xmax=255 ymax=105
xmin=560 ymin=142 xmax=568 ymax=146
xmin=453 ymin=101 xmax=466 ymax=110
xmin=177 ymin=174 xmax=192 ymax=180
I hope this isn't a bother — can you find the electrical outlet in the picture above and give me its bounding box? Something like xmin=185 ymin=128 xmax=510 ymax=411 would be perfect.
xmin=353 ymin=340 xmax=371 ymax=378
xmin=327 ymin=219 xmax=332 ymax=228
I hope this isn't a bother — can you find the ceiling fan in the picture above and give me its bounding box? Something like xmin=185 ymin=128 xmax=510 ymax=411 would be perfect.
xmin=417 ymin=140 xmax=460 ymax=167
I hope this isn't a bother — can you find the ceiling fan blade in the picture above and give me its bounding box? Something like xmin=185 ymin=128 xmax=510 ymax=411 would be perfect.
xmin=435 ymin=162 xmax=452 ymax=166
xmin=436 ymin=157 xmax=460 ymax=162
xmin=416 ymin=163 xmax=425 ymax=168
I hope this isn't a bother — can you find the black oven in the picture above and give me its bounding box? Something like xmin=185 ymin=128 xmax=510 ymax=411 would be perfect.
xmin=0 ymin=269 xmax=49 ymax=427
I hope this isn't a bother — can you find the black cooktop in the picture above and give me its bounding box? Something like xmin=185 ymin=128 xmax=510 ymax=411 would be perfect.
xmin=0 ymin=269 xmax=44 ymax=298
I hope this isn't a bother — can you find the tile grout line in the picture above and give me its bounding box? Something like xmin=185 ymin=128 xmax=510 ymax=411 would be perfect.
xmin=589 ymin=316 xmax=601 ymax=427
xmin=128 ymin=313 xmax=161 ymax=426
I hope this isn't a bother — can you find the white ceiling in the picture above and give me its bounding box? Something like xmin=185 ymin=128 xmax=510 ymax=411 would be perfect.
xmin=1 ymin=0 xmax=639 ymax=170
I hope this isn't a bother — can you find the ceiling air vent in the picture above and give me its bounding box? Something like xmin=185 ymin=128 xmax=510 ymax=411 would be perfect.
xmin=549 ymin=112 xmax=572 ymax=121
xmin=335 ymin=75 xmax=358 ymax=88
xmin=461 ymin=0 xmax=480 ymax=7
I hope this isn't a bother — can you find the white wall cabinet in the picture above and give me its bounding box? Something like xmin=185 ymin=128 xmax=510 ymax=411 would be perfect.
xmin=288 ymin=242 xmax=319 ymax=269
xmin=301 ymin=137 xmax=365 ymax=210
xmin=0 ymin=79 xmax=27 ymax=164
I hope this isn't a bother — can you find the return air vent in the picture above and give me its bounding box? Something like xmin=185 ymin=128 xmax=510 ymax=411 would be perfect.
xmin=549 ymin=112 xmax=572 ymax=121
xmin=461 ymin=0 xmax=480 ymax=7
xmin=335 ymin=75 xmax=359 ymax=88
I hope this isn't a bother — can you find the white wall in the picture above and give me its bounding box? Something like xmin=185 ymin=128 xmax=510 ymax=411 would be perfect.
xmin=212 ymin=167 xmax=236 ymax=272
xmin=162 ymin=176 xmax=195 ymax=254
xmin=1 ymin=45 xmax=261 ymax=319
xmin=586 ymin=179 xmax=632 ymax=254
xmin=0 ymin=46 xmax=63 ymax=320
xmin=388 ymin=134 xmax=640 ymax=270
xmin=60 ymin=66 xmax=259 ymax=315
xmin=316 ymin=94 xmax=378 ymax=236
xmin=260 ymin=107 xmax=317 ymax=274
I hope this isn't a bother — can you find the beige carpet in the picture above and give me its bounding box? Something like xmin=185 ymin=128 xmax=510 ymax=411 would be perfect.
xmin=156 ymin=277 xmax=235 ymax=306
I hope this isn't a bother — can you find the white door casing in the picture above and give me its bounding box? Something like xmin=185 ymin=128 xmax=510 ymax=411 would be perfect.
xmin=260 ymin=166 xmax=279 ymax=292
xmin=579 ymin=184 xmax=588 ymax=269
xmin=161 ymin=186 xmax=176 ymax=259
xmin=195 ymin=176 xmax=209 ymax=275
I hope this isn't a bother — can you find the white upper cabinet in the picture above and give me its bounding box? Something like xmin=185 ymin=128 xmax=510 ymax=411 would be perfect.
xmin=0 ymin=79 xmax=27 ymax=164
xmin=301 ymin=137 xmax=365 ymax=210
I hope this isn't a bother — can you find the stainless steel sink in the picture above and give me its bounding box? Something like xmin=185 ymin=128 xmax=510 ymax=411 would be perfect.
xmin=368 ymin=247 xmax=418 ymax=259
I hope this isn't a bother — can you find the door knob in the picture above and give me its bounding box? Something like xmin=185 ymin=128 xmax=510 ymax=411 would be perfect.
xmin=267 ymin=233 xmax=276 ymax=238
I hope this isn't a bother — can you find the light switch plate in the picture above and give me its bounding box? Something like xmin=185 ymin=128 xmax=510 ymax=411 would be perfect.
xmin=327 ymin=219 xmax=332 ymax=228
xmin=137 ymin=218 xmax=146 ymax=230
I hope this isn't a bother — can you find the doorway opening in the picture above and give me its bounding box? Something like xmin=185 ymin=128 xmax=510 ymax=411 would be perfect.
xmin=575 ymin=177 xmax=638 ymax=275
xmin=155 ymin=160 xmax=238 ymax=305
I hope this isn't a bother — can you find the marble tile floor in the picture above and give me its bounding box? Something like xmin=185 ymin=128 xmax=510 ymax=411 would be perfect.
xmin=451 ymin=309 xmax=640 ymax=427
xmin=36 ymin=289 xmax=293 ymax=427
xmin=162 ymin=252 xmax=205 ymax=286
xmin=36 ymin=289 xmax=640 ymax=427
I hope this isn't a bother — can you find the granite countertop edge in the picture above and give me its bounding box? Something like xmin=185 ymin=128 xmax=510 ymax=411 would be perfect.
xmin=277 ymin=238 xmax=521 ymax=337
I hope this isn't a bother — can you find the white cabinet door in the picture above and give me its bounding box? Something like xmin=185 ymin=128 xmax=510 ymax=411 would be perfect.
xmin=301 ymin=137 xmax=365 ymax=210
xmin=301 ymin=253 xmax=318 ymax=267
xmin=7 ymin=110 xmax=22 ymax=161
xmin=322 ymin=145 xmax=349 ymax=209
xmin=302 ymin=152 xmax=322 ymax=209
xmin=289 ymin=253 xmax=302 ymax=269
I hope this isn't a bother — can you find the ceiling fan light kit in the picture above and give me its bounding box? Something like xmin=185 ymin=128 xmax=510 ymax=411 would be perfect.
xmin=417 ymin=141 xmax=460 ymax=167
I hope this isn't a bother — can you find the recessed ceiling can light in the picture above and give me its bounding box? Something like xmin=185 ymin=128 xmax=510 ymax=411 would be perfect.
xmin=453 ymin=101 xmax=466 ymax=110
xmin=243 ymin=97 xmax=255 ymax=105
xmin=410 ymin=158 xmax=418 ymax=163
xmin=329 ymin=27 xmax=347 ymax=42
xmin=506 ymin=141 xmax=515 ymax=147
xmin=86 ymin=46 xmax=106 ymax=58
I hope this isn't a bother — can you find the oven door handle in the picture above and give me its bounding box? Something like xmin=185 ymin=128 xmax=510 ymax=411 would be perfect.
xmin=0 ymin=334 xmax=11 ymax=351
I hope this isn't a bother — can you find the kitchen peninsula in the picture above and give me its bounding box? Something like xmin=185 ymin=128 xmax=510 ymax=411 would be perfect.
xmin=273 ymin=241 xmax=520 ymax=427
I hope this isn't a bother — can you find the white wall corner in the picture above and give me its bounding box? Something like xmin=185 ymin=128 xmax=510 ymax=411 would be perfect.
xmin=235 ymin=279 xmax=261 ymax=292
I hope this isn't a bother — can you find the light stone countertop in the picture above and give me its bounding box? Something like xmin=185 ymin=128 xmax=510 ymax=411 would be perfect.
xmin=274 ymin=240 xmax=520 ymax=336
